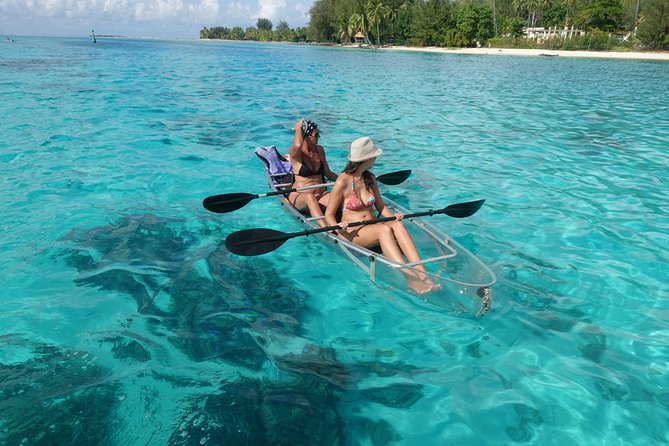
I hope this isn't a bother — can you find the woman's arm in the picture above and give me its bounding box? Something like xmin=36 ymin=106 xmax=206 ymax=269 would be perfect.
xmin=288 ymin=119 xmax=304 ymax=161
xmin=317 ymin=146 xmax=338 ymax=181
xmin=373 ymin=178 xmax=404 ymax=220
xmin=325 ymin=177 xmax=346 ymax=228
xmin=372 ymin=178 xmax=393 ymax=218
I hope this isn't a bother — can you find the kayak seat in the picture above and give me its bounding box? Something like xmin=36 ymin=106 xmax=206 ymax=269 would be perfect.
xmin=255 ymin=145 xmax=293 ymax=189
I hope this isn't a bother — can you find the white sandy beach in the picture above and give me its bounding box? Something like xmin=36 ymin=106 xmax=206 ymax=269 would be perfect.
xmin=378 ymin=45 xmax=669 ymax=61
xmin=206 ymin=39 xmax=669 ymax=61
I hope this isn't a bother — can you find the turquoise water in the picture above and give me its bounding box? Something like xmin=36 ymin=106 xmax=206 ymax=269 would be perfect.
xmin=1 ymin=36 xmax=668 ymax=445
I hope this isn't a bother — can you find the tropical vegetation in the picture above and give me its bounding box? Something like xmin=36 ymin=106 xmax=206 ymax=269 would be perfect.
xmin=200 ymin=19 xmax=308 ymax=42
xmin=199 ymin=0 xmax=669 ymax=50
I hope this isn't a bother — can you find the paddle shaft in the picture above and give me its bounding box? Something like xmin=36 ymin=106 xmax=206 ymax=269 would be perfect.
xmin=235 ymin=201 xmax=483 ymax=246
xmin=234 ymin=169 xmax=410 ymax=200
xmin=251 ymin=182 xmax=329 ymax=200
xmin=202 ymin=183 xmax=332 ymax=213
xmin=203 ymin=170 xmax=411 ymax=213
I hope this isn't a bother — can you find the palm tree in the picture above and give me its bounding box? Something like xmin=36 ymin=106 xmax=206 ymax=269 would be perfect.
xmin=347 ymin=15 xmax=359 ymax=40
xmin=513 ymin=0 xmax=541 ymax=27
xmin=349 ymin=12 xmax=363 ymax=35
xmin=386 ymin=4 xmax=398 ymax=38
xmin=385 ymin=2 xmax=407 ymax=43
xmin=338 ymin=22 xmax=351 ymax=43
xmin=492 ymin=0 xmax=498 ymax=34
xmin=536 ymin=0 xmax=552 ymax=27
xmin=366 ymin=0 xmax=389 ymax=45
xmin=564 ymin=0 xmax=578 ymax=26
xmin=349 ymin=9 xmax=372 ymax=44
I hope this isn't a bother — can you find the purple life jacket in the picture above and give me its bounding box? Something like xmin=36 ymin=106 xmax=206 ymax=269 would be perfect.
xmin=254 ymin=146 xmax=293 ymax=186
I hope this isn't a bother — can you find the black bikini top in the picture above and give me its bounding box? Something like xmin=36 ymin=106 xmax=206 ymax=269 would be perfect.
xmin=298 ymin=161 xmax=324 ymax=177
xmin=297 ymin=145 xmax=324 ymax=177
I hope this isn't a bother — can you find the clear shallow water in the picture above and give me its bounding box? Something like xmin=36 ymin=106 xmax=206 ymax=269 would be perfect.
xmin=1 ymin=37 xmax=668 ymax=445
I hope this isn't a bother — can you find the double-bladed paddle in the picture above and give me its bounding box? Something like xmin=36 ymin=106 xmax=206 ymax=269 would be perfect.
xmin=225 ymin=199 xmax=485 ymax=256
xmin=202 ymin=170 xmax=411 ymax=214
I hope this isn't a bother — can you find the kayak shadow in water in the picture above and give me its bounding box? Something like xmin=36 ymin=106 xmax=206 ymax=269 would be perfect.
xmin=49 ymin=213 xmax=430 ymax=444
xmin=0 ymin=336 xmax=119 ymax=445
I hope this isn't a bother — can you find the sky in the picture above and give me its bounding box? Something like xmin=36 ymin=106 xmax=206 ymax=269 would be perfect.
xmin=0 ymin=0 xmax=313 ymax=39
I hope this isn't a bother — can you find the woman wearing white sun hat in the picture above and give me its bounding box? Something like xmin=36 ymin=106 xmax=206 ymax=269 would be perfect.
xmin=324 ymin=136 xmax=441 ymax=295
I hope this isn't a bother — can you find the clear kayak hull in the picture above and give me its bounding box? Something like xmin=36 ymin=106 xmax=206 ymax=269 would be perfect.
xmin=266 ymin=171 xmax=496 ymax=317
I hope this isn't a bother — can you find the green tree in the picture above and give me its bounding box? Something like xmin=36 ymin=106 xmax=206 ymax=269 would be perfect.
xmin=475 ymin=5 xmax=495 ymax=41
xmin=348 ymin=10 xmax=373 ymax=43
xmin=393 ymin=3 xmax=413 ymax=44
xmin=355 ymin=1 xmax=373 ymax=44
xmin=309 ymin=0 xmax=338 ymax=41
xmin=636 ymin=0 xmax=669 ymax=49
xmin=513 ymin=0 xmax=554 ymax=27
xmin=367 ymin=0 xmax=390 ymax=45
xmin=231 ymin=26 xmax=245 ymax=40
xmin=275 ymin=20 xmax=293 ymax=41
xmin=409 ymin=0 xmax=452 ymax=46
xmin=257 ymin=18 xmax=273 ymax=31
xmin=245 ymin=26 xmax=259 ymax=40
xmin=294 ymin=27 xmax=309 ymax=41
xmin=543 ymin=3 xmax=568 ymax=27
xmin=578 ymin=0 xmax=624 ymax=31
xmin=385 ymin=2 xmax=403 ymax=41
xmin=444 ymin=29 xmax=468 ymax=46
xmin=504 ymin=16 xmax=526 ymax=37
xmin=453 ymin=3 xmax=494 ymax=45
xmin=455 ymin=3 xmax=479 ymax=43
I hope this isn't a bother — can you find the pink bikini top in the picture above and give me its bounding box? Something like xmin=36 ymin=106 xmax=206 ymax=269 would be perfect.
xmin=344 ymin=177 xmax=375 ymax=211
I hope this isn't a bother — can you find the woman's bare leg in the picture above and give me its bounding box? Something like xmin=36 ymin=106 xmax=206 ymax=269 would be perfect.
xmin=345 ymin=224 xmax=435 ymax=294
xmin=304 ymin=194 xmax=326 ymax=227
xmin=288 ymin=192 xmax=327 ymax=227
xmin=317 ymin=193 xmax=330 ymax=210
xmin=344 ymin=224 xmax=401 ymax=261
xmin=388 ymin=221 xmax=442 ymax=291
xmin=387 ymin=221 xmax=423 ymax=269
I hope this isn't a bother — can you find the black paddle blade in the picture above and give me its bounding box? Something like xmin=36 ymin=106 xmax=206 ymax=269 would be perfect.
xmin=443 ymin=199 xmax=485 ymax=218
xmin=377 ymin=170 xmax=411 ymax=185
xmin=203 ymin=193 xmax=255 ymax=213
xmin=225 ymin=228 xmax=289 ymax=256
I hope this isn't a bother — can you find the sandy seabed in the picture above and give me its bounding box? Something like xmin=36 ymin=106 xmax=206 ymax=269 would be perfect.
xmin=376 ymin=45 xmax=669 ymax=61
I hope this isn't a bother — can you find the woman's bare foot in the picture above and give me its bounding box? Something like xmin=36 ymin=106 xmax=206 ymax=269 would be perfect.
xmin=408 ymin=277 xmax=442 ymax=295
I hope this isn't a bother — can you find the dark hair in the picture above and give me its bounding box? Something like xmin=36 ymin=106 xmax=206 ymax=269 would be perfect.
xmin=343 ymin=161 xmax=375 ymax=191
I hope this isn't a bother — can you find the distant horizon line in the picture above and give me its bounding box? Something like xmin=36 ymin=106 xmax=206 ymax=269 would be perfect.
xmin=2 ymin=33 xmax=205 ymax=40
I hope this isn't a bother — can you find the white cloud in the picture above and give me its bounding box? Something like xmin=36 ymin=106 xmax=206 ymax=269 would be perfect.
xmin=2 ymin=0 xmax=219 ymax=23
xmin=255 ymin=0 xmax=284 ymax=21
xmin=225 ymin=1 xmax=252 ymax=23
xmin=0 ymin=0 xmax=312 ymax=37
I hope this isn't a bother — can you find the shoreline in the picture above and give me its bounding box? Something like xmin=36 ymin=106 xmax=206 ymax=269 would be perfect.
xmin=371 ymin=45 xmax=669 ymax=61
xmin=204 ymin=39 xmax=669 ymax=61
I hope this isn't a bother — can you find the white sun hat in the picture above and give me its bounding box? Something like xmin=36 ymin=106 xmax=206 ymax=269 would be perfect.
xmin=348 ymin=136 xmax=383 ymax=162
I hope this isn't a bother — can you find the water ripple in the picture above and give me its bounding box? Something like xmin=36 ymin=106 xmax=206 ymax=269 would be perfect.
xmin=1 ymin=38 xmax=668 ymax=445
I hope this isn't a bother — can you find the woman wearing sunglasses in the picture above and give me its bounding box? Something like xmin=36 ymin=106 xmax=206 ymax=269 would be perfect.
xmin=286 ymin=118 xmax=338 ymax=226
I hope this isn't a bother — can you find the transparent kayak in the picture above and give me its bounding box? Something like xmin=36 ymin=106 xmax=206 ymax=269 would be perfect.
xmin=266 ymin=170 xmax=496 ymax=317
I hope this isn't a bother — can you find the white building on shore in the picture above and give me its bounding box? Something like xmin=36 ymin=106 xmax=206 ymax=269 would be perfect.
xmin=525 ymin=25 xmax=585 ymax=41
